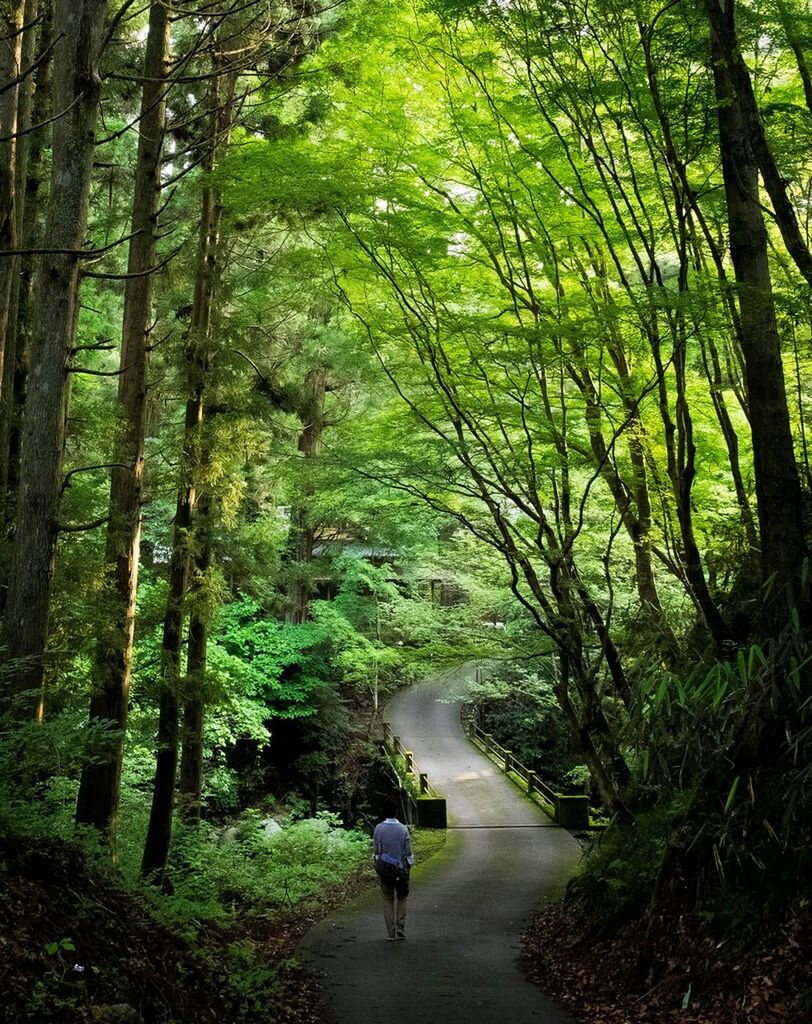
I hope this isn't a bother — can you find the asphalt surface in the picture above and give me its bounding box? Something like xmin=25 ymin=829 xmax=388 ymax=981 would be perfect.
xmin=298 ymin=665 xmax=581 ymax=1024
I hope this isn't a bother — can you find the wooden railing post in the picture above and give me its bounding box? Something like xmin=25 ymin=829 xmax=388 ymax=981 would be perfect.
xmin=462 ymin=718 xmax=565 ymax=824
xmin=381 ymin=738 xmax=446 ymax=829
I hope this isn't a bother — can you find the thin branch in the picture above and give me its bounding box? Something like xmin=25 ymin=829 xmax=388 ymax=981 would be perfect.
xmin=99 ymin=0 xmax=142 ymax=57
xmin=69 ymin=365 xmax=132 ymax=377
xmin=0 ymin=91 xmax=83 ymax=144
xmin=233 ymin=348 xmax=269 ymax=385
xmin=58 ymin=516 xmax=110 ymax=534
xmin=71 ymin=341 xmax=116 ymax=353
xmin=0 ymin=228 xmax=144 ymax=259
xmin=0 ymin=32 xmax=63 ymax=97
xmin=0 ymin=12 xmax=42 ymax=41
xmin=145 ymin=329 xmax=175 ymax=352
xmin=62 ymin=463 xmax=129 ymax=490
xmin=83 ymin=240 xmax=186 ymax=280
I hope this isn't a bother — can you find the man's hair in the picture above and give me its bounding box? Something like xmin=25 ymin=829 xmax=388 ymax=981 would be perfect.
xmin=382 ymin=797 xmax=399 ymax=819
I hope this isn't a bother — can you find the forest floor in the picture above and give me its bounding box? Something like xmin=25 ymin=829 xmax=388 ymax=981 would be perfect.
xmin=0 ymin=828 xmax=447 ymax=1024
xmin=521 ymin=898 xmax=811 ymax=1024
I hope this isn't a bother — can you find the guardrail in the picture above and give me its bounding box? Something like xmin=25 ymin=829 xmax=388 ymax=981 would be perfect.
xmin=466 ymin=722 xmax=591 ymax=830
xmin=382 ymin=721 xmax=447 ymax=828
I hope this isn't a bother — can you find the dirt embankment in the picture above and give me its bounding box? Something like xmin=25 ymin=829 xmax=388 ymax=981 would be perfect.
xmin=521 ymin=900 xmax=810 ymax=1024
xmin=0 ymin=836 xmax=330 ymax=1024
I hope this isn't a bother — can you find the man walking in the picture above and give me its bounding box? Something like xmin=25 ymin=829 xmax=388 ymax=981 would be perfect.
xmin=373 ymin=798 xmax=414 ymax=940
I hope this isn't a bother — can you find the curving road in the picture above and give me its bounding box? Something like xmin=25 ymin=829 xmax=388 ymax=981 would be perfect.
xmin=299 ymin=665 xmax=581 ymax=1023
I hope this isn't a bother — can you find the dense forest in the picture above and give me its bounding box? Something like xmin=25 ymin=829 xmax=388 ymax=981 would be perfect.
xmin=0 ymin=0 xmax=810 ymax=1021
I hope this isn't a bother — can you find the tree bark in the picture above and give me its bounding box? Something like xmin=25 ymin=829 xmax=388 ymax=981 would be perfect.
xmin=775 ymin=0 xmax=812 ymax=114
xmin=178 ymin=491 xmax=212 ymax=824
xmin=141 ymin=64 xmax=236 ymax=881
xmin=140 ymin=390 xmax=199 ymax=879
xmin=707 ymin=4 xmax=809 ymax=626
xmin=286 ymin=366 xmax=327 ymax=624
xmin=555 ymin=650 xmax=633 ymax=822
xmin=75 ymin=0 xmax=171 ymax=834
xmin=703 ymin=0 xmax=812 ymax=287
xmin=0 ymin=0 xmax=106 ymax=713
xmin=0 ymin=0 xmax=41 ymax=614
xmin=0 ymin=0 xmax=25 ymax=401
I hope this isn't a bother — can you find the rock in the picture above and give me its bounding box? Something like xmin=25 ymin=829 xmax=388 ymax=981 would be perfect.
xmin=259 ymin=817 xmax=282 ymax=838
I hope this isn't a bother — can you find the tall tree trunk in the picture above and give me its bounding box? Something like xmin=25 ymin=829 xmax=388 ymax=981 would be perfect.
xmin=696 ymin=329 xmax=759 ymax=555
xmin=0 ymin=0 xmax=106 ymax=713
xmin=704 ymin=0 xmax=812 ymax=287
xmin=0 ymin=0 xmax=25 ymax=400
xmin=570 ymin=249 xmax=677 ymax=655
xmin=141 ymin=65 xmax=236 ymax=881
xmin=775 ymin=0 xmax=812 ymax=114
xmin=708 ymin=6 xmax=809 ymax=626
xmin=75 ymin=0 xmax=171 ymax=835
xmin=286 ymin=366 xmax=327 ymax=624
xmin=0 ymin=0 xmax=41 ymax=612
xmin=556 ymin=649 xmax=633 ymax=822
xmin=647 ymin=317 xmax=731 ymax=646
xmin=140 ymin=376 xmax=202 ymax=880
xmin=178 ymin=491 xmax=213 ymax=824
xmin=640 ymin=21 xmax=759 ymax=563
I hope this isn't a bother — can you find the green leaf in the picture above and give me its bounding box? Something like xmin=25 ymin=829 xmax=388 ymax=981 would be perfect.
xmin=724 ymin=776 xmax=740 ymax=812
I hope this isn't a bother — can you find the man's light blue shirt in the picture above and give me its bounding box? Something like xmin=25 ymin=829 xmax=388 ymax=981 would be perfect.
xmin=373 ymin=817 xmax=415 ymax=867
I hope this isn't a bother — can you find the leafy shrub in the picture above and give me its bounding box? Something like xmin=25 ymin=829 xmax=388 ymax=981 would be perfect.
xmin=467 ymin=664 xmax=584 ymax=789
xmin=141 ymin=810 xmax=369 ymax=935
xmin=567 ymin=794 xmax=695 ymax=928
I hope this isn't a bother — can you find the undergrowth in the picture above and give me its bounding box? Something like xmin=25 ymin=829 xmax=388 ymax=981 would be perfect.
xmin=0 ymin=742 xmax=373 ymax=1023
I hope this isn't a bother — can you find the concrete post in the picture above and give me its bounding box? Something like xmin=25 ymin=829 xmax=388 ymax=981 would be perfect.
xmin=419 ymin=772 xmax=428 ymax=794
xmin=555 ymin=794 xmax=590 ymax=829
xmin=504 ymin=750 xmax=513 ymax=773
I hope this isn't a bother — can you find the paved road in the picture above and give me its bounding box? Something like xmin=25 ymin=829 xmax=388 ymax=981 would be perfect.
xmin=299 ymin=665 xmax=581 ymax=1023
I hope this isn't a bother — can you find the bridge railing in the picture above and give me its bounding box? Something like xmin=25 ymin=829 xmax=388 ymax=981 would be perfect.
xmin=382 ymin=721 xmax=447 ymax=828
xmin=466 ymin=722 xmax=591 ymax=830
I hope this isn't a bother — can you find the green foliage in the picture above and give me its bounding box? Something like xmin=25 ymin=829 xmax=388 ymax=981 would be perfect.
xmin=468 ymin=665 xmax=585 ymax=790
xmin=216 ymin=941 xmax=290 ymax=1023
xmin=212 ymin=596 xmax=331 ymax=720
xmin=569 ymin=794 xmax=696 ymax=926
xmin=140 ymin=811 xmax=369 ymax=936
xmin=44 ymin=937 xmax=76 ymax=957
xmin=630 ymin=625 xmax=812 ymax=886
